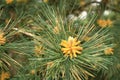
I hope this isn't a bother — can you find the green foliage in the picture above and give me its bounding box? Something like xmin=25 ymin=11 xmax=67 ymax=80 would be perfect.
xmin=24 ymin=2 xmax=114 ymax=80
xmin=0 ymin=0 xmax=120 ymax=80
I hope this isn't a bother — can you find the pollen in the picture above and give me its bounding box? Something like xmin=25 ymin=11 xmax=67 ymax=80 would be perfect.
xmin=60 ymin=36 xmax=83 ymax=58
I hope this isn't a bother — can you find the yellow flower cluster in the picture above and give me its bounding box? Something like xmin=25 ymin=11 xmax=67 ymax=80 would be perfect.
xmin=6 ymin=0 xmax=13 ymax=4
xmin=60 ymin=36 xmax=83 ymax=58
xmin=104 ymin=48 xmax=114 ymax=55
xmin=0 ymin=33 xmax=6 ymax=45
xmin=0 ymin=71 xmax=10 ymax=80
xmin=104 ymin=48 xmax=113 ymax=55
xmin=97 ymin=19 xmax=113 ymax=28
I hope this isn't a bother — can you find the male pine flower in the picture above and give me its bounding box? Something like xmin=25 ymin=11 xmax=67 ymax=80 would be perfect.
xmin=104 ymin=48 xmax=114 ymax=55
xmin=97 ymin=19 xmax=107 ymax=28
xmin=106 ymin=19 xmax=113 ymax=26
xmin=43 ymin=0 xmax=48 ymax=3
xmin=60 ymin=36 xmax=83 ymax=58
xmin=6 ymin=0 xmax=13 ymax=4
xmin=97 ymin=19 xmax=113 ymax=28
xmin=0 ymin=33 xmax=6 ymax=45
xmin=0 ymin=71 xmax=10 ymax=80
xmin=30 ymin=69 xmax=36 ymax=75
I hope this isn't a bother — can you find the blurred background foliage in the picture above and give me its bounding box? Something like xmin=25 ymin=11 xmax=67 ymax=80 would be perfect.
xmin=0 ymin=0 xmax=120 ymax=80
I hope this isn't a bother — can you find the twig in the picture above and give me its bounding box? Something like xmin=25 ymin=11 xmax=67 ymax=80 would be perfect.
xmin=12 ymin=28 xmax=40 ymax=40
